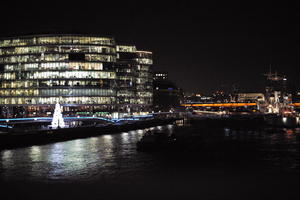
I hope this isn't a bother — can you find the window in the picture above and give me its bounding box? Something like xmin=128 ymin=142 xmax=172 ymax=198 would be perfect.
xmin=69 ymin=53 xmax=85 ymax=61
xmin=0 ymin=64 xmax=4 ymax=72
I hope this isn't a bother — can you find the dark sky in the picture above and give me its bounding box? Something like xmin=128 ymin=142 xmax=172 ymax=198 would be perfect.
xmin=1 ymin=1 xmax=299 ymax=94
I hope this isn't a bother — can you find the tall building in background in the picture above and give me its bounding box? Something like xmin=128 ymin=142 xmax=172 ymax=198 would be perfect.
xmin=135 ymin=51 xmax=153 ymax=110
xmin=0 ymin=35 xmax=153 ymax=118
xmin=115 ymin=45 xmax=137 ymax=114
xmin=115 ymin=45 xmax=153 ymax=117
xmin=153 ymin=72 xmax=183 ymax=112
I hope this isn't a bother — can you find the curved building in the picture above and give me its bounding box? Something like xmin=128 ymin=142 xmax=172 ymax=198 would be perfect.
xmin=0 ymin=35 xmax=118 ymax=117
xmin=0 ymin=34 xmax=153 ymax=118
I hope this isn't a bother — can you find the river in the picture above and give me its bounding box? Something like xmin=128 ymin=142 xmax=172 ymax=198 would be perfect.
xmin=1 ymin=124 xmax=300 ymax=199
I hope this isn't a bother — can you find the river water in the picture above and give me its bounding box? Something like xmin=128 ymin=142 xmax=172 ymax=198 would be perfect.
xmin=1 ymin=124 xmax=300 ymax=199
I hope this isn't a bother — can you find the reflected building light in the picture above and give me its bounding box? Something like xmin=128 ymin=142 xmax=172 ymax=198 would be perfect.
xmin=74 ymin=139 xmax=84 ymax=150
xmin=137 ymin=129 xmax=144 ymax=134
xmin=103 ymin=135 xmax=112 ymax=140
xmin=286 ymin=129 xmax=293 ymax=135
xmin=2 ymin=150 xmax=12 ymax=160
xmin=88 ymin=136 xmax=101 ymax=150
xmin=167 ymin=124 xmax=174 ymax=134
xmin=285 ymin=129 xmax=294 ymax=140
xmin=101 ymin=134 xmax=114 ymax=154
xmin=89 ymin=137 xmax=98 ymax=145
xmin=1 ymin=150 xmax=14 ymax=170
xmin=29 ymin=145 xmax=41 ymax=162
xmin=121 ymin=132 xmax=129 ymax=143
xmin=167 ymin=124 xmax=173 ymax=129
xmin=122 ymin=132 xmax=128 ymax=136
xmin=283 ymin=117 xmax=287 ymax=123
xmin=102 ymin=135 xmax=113 ymax=147
xmin=224 ymin=128 xmax=230 ymax=136
xmin=53 ymin=142 xmax=63 ymax=149
xmin=136 ymin=129 xmax=144 ymax=137
xmin=49 ymin=142 xmax=64 ymax=164
xmin=49 ymin=140 xmax=89 ymax=179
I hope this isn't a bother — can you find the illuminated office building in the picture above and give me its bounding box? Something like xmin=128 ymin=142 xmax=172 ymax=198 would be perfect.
xmin=115 ymin=45 xmax=153 ymax=117
xmin=0 ymin=35 xmax=153 ymax=118
xmin=135 ymin=50 xmax=153 ymax=107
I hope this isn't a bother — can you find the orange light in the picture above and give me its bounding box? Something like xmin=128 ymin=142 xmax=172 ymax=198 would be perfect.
xmin=286 ymin=129 xmax=293 ymax=135
xmin=181 ymin=103 xmax=257 ymax=107
xmin=291 ymin=103 xmax=300 ymax=107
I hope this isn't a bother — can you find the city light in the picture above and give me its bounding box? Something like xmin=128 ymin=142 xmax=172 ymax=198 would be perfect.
xmin=181 ymin=103 xmax=257 ymax=107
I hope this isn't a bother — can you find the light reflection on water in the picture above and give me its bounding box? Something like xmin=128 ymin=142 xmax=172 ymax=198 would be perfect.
xmin=0 ymin=126 xmax=156 ymax=181
xmin=1 ymin=124 xmax=300 ymax=182
xmin=223 ymin=127 xmax=300 ymax=170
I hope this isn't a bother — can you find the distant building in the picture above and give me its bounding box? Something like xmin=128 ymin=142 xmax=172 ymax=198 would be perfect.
xmin=237 ymin=93 xmax=265 ymax=102
xmin=153 ymin=71 xmax=168 ymax=80
xmin=184 ymin=93 xmax=212 ymax=103
xmin=264 ymin=70 xmax=290 ymax=113
xmin=294 ymin=92 xmax=300 ymax=102
xmin=211 ymin=91 xmax=232 ymax=103
xmin=153 ymin=72 xmax=183 ymax=112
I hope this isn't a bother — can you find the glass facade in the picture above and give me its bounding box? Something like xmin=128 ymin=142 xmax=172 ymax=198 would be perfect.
xmin=0 ymin=35 xmax=153 ymax=117
xmin=115 ymin=46 xmax=153 ymax=114
xmin=135 ymin=51 xmax=153 ymax=106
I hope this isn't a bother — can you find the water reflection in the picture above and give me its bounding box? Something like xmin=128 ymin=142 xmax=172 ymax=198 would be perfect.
xmin=89 ymin=137 xmax=99 ymax=148
xmin=259 ymin=127 xmax=300 ymax=170
xmin=285 ymin=129 xmax=294 ymax=140
xmin=121 ymin=132 xmax=129 ymax=143
xmin=29 ymin=146 xmax=41 ymax=162
xmin=224 ymin=128 xmax=230 ymax=136
xmin=2 ymin=150 xmax=12 ymax=160
xmin=1 ymin=150 xmax=13 ymax=169
xmin=102 ymin=134 xmax=114 ymax=150
xmin=1 ymin=124 xmax=300 ymax=181
xmin=49 ymin=142 xmax=64 ymax=164
xmin=18 ymin=127 xmax=155 ymax=180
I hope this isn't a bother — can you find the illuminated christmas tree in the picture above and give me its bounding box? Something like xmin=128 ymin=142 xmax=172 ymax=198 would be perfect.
xmin=51 ymin=103 xmax=65 ymax=129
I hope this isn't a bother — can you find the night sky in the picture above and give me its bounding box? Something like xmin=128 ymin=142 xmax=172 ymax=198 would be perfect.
xmin=1 ymin=1 xmax=299 ymax=94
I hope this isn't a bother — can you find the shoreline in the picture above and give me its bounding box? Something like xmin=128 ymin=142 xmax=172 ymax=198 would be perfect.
xmin=0 ymin=118 xmax=180 ymax=150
